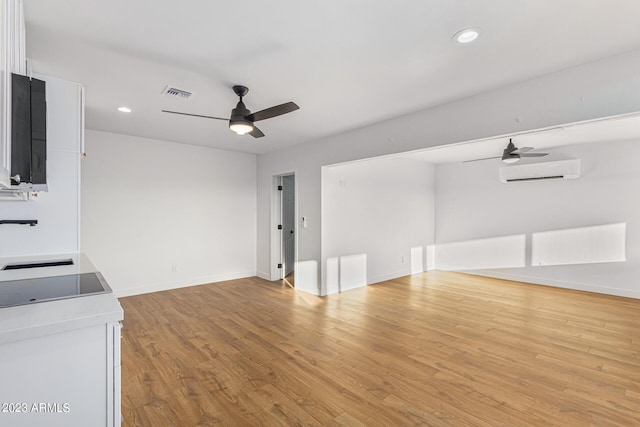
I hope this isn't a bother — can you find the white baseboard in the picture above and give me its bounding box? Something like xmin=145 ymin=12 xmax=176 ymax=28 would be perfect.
xmin=369 ymin=269 xmax=410 ymax=285
xmin=114 ymin=270 xmax=257 ymax=298
xmin=458 ymin=269 xmax=640 ymax=299
xmin=256 ymin=270 xmax=271 ymax=281
xmin=325 ymin=269 xmax=410 ymax=295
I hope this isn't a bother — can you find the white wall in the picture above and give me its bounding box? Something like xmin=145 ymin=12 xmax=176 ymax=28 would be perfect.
xmin=0 ymin=75 xmax=81 ymax=257
xmin=321 ymin=157 xmax=435 ymax=294
xmin=257 ymin=48 xmax=640 ymax=293
xmin=81 ymin=130 xmax=256 ymax=297
xmin=434 ymin=139 xmax=640 ymax=298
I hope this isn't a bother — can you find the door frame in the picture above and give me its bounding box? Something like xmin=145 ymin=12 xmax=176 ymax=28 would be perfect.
xmin=269 ymin=171 xmax=297 ymax=281
xmin=280 ymin=174 xmax=295 ymax=279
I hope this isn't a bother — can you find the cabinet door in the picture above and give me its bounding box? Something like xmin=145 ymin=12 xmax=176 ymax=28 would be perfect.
xmin=33 ymin=74 xmax=83 ymax=153
xmin=106 ymin=321 xmax=122 ymax=427
xmin=0 ymin=0 xmax=10 ymax=188
xmin=113 ymin=321 xmax=122 ymax=426
xmin=0 ymin=0 xmax=25 ymax=189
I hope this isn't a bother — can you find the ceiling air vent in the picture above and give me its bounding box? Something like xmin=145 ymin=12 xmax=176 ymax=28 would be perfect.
xmin=161 ymin=85 xmax=192 ymax=99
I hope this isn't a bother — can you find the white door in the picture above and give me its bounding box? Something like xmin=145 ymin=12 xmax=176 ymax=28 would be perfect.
xmin=281 ymin=175 xmax=295 ymax=278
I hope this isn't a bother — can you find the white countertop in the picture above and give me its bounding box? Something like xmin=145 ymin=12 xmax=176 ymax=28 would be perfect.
xmin=0 ymin=292 xmax=123 ymax=345
xmin=0 ymin=253 xmax=123 ymax=345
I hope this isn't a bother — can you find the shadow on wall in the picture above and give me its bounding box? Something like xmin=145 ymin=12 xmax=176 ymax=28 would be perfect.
xmin=326 ymin=254 xmax=368 ymax=295
xmin=324 ymin=246 xmax=435 ymax=295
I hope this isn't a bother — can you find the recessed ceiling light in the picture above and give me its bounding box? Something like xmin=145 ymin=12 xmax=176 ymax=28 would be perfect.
xmin=453 ymin=28 xmax=480 ymax=44
xmin=117 ymin=106 xmax=132 ymax=113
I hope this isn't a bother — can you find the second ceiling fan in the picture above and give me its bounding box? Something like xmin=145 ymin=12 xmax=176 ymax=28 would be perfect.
xmin=162 ymin=85 xmax=299 ymax=138
xmin=465 ymin=139 xmax=549 ymax=163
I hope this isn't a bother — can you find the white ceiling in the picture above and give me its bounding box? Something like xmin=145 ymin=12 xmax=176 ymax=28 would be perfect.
xmin=23 ymin=0 xmax=640 ymax=155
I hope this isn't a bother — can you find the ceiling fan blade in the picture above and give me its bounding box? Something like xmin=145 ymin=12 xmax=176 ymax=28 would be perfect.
xmin=512 ymin=147 xmax=534 ymax=154
xmin=162 ymin=110 xmax=228 ymax=121
xmin=246 ymin=102 xmax=299 ymax=122
xmin=463 ymin=156 xmax=501 ymax=163
xmin=249 ymin=126 xmax=265 ymax=138
xmin=521 ymin=152 xmax=549 ymax=157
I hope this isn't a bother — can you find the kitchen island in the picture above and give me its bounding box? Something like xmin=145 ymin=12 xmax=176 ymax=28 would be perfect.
xmin=0 ymin=253 xmax=123 ymax=427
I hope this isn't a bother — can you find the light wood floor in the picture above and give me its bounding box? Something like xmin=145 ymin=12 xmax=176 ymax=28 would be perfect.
xmin=120 ymin=271 xmax=640 ymax=426
xmin=283 ymin=271 xmax=294 ymax=288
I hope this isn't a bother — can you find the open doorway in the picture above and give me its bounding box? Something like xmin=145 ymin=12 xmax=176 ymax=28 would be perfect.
xmin=278 ymin=174 xmax=295 ymax=287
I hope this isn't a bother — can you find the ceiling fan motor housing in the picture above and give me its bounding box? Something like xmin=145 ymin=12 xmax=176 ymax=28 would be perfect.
xmin=502 ymin=139 xmax=520 ymax=162
xmin=230 ymin=101 xmax=253 ymax=128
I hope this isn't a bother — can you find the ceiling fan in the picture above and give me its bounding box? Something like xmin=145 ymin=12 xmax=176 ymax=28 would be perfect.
xmin=464 ymin=139 xmax=549 ymax=164
xmin=162 ymin=85 xmax=299 ymax=138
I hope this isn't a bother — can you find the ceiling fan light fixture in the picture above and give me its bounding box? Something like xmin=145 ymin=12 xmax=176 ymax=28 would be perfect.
xmin=453 ymin=28 xmax=480 ymax=44
xmin=229 ymin=122 xmax=254 ymax=135
xmin=502 ymin=155 xmax=520 ymax=164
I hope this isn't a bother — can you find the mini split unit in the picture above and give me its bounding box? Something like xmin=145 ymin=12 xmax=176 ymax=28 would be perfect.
xmin=499 ymin=159 xmax=581 ymax=183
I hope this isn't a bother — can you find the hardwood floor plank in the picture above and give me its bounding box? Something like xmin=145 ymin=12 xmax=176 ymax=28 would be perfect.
xmin=120 ymin=271 xmax=640 ymax=426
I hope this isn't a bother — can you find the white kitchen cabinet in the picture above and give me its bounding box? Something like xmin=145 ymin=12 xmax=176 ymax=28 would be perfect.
xmin=0 ymin=318 xmax=123 ymax=426
xmin=0 ymin=255 xmax=124 ymax=427
xmin=0 ymin=284 xmax=123 ymax=426
xmin=0 ymin=0 xmax=26 ymax=189
xmin=0 ymin=74 xmax=84 ymax=256
xmin=36 ymin=73 xmax=84 ymax=153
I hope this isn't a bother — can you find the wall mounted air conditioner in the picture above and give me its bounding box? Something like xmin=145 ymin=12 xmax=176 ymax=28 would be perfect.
xmin=499 ymin=159 xmax=581 ymax=183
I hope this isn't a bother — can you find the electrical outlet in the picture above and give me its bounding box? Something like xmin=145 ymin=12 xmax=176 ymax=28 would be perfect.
xmin=171 ymin=264 xmax=178 ymax=273
xmin=401 ymin=255 xmax=405 ymax=263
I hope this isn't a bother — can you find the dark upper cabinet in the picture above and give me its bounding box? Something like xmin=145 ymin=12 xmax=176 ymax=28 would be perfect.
xmin=11 ymin=73 xmax=47 ymax=189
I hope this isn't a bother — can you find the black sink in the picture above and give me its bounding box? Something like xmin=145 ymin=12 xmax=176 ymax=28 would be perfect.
xmin=2 ymin=259 xmax=74 ymax=271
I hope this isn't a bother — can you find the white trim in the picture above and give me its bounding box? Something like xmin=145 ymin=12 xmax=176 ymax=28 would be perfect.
xmin=278 ymin=175 xmax=284 ymax=279
xmin=368 ymin=270 xmax=410 ymax=285
xmin=80 ymin=85 xmax=85 ymax=157
xmin=269 ymin=175 xmax=281 ymax=281
xmin=456 ymin=269 xmax=640 ymax=300
xmin=113 ymin=270 xmax=257 ymax=298
xmin=256 ymin=270 xmax=270 ymax=280
xmin=269 ymin=170 xmax=297 ymax=282
xmin=76 ymin=86 xmax=84 ymax=253
xmin=0 ymin=0 xmax=11 ymax=189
